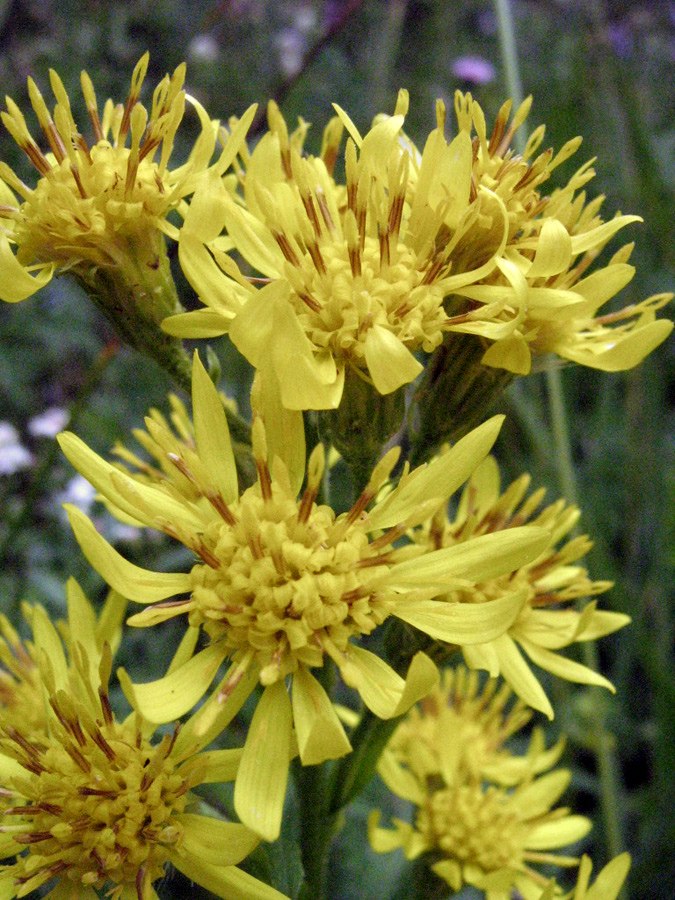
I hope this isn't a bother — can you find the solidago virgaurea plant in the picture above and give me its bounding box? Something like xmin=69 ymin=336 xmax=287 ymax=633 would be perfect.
xmin=2 ymin=42 xmax=671 ymax=899
xmin=410 ymin=455 xmax=630 ymax=718
xmin=0 ymin=582 xmax=282 ymax=899
xmin=57 ymin=353 xmax=551 ymax=841
xmin=0 ymin=53 xmax=255 ymax=388
xmin=368 ymin=668 xmax=591 ymax=898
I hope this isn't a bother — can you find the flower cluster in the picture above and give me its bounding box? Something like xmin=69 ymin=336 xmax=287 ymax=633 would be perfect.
xmin=163 ymin=89 xmax=671 ymax=414
xmin=0 ymin=582 xmax=282 ymax=899
xmin=368 ymin=668 xmax=590 ymax=897
xmin=1 ymin=52 xmax=668 ymax=898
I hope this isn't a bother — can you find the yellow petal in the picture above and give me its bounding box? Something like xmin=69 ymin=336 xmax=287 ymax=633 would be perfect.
xmin=176 ymin=814 xmax=259 ymax=865
xmin=481 ymin=334 xmax=532 ymax=374
xmin=367 ymin=810 xmax=410 ymax=854
xmin=58 ymin=432 xmax=205 ymax=530
xmin=377 ymin=751 xmax=425 ymax=805
xmin=338 ymin=647 xmax=437 ymax=719
xmin=251 ymin=370 xmax=306 ymax=496
xmin=175 ymin=663 xmax=259 ymax=757
xmin=569 ymin=214 xmax=641 ymax=255
xmin=492 ymin=632 xmax=554 ymax=719
xmin=64 ymin=505 xmax=192 ymax=602
xmin=585 ymin=853 xmax=631 ymax=900
xmin=519 ymin=637 xmax=616 ymax=691
xmin=234 ymin=681 xmax=293 ymax=841
xmin=192 ymin=352 xmax=238 ymax=504
xmin=162 ymin=307 xmax=230 ymax=338
xmin=369 ymin=415 xmax=503 ymax=530
xmin=198 ymin=748 xmax=244 ymax=783
xmin=0 ymin=235 xmax=54 ymax=302
xmin=527 ymin=815 xmax=592 ymax=850
xmin=557 ymin=318 xmax=673 ymax=372
xmin=292 ymin=665 xmax=352 ymax=765
xmin=181 ymin=169 xmax=230 ymax=241
xmin=363 ymin=325 xmax=423 ymax=395
xmin=212 ymin=103 xmax=258 ymax=177
xmin=169 ymin=851 xmax=288 ymax=900
xmin=65 ymin=577 xmax=100 ymax=678
xmin=394 ymin=588 xmax=526 ymax=645
xmin=527 ymin=218 xmax=572 ymax=278
xmin=118 ymin=643 xmax=227 ymax=723
xmin=388 ymin=526 xmax=550 ymax=586
xmin=31 ymin=604 xmax=69 ymax=689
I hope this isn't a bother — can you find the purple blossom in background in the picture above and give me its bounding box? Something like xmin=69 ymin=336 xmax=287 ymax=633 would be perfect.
xmin=0 ymin=422 xmax=34 ymax=475
xmin=451 ymin=55 xmax=496 ymax=85
xmin=28 ymin=407 xmax=69 ymax=438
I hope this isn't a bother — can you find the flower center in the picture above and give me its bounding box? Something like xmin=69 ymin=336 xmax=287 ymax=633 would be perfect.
xmin=289 ymin=235 xmax=447 ymax=362
xmin=189 ymin=484 xmax=395 ymax=683
xmin=14 ymin=144 xmax=170 ymax=268
xmin=417 ymin=783 xmax=526 ymax=872
xmin=2 ymin=715 xmax=195 ymax=895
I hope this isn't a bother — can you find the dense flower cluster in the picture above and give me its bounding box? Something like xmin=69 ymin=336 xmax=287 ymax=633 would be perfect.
xmin=369 ymin=668 xmax=590 ymax=897
xmin=1 ymin=52 xmax=667 ymax=898
xmin=0 ymin=583 xmax=280 ymax=899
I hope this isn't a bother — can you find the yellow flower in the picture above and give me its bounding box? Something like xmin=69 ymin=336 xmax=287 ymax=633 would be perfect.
xmin=164 ymin=91 xmax=512 ymax=408
xmin=0 ymin=54 xmax=254 ymax=385
xmin=57 ymin=353 xmax=550 ymax=840
xmin=412 ymin=456 xmax=630 ymax=718
xmin=0 ymin=579 xmax=126 ymax=736
xmin=444 ymin=92 xmax=672 ymax=375
xmin=369 ymin=666 xmax=591 ymax=898
xmin=0 ymin=586 xmax=283 ymax=899
xmin=537 ymin=852 xmax=631 ymax=900
xmin=380 ymin=666 xmax=565 ymax=790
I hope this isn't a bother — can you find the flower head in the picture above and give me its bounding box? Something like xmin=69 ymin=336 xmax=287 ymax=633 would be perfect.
xmin=58 ymin=353 xmax=550 ymax=839
xmin=412 ymin=456 xmax=630 ymax=718
xmin=443 ymin=92 xmax=672 ymax=375
xmin=0 ymin=54 xmax=254 ymax=384
xmin=369 ymin=666 xmax=591 ymax=898
xmin=0 ymin=583 xmax=283 ymax=900
xmin=165 ymin=91 xmax=513 ymax=408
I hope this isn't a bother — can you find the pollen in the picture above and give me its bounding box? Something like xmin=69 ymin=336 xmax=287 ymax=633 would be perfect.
xmin=417 ymin=782 xmax=526 ymax=871
xmin=0 ymin=697 xmax=198 ymax=897
xmin=188 ymin=457 xmax=397 ymax=685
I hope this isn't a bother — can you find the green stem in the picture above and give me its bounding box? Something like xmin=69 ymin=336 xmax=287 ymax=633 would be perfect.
xmin=494 ymin=0 xmax=626 ymax=871
xmin=295 ymin=661 xmax=338 ymax=900
xmin=328 ymin=709 xmax=401 ymax=815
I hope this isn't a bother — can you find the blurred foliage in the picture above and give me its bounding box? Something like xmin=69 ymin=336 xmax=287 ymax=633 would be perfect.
xmin=0 ymin=1 xmax=672 ymax=897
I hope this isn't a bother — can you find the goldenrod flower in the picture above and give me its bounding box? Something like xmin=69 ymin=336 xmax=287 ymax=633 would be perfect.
xmin=537 ymin=852 xmax=631 ymax=900
xmin=164 ymin=91 xmax=512 ymax=409
xmin=0 ymin=586 xmax=283 ymax=899
xmin=380 ymin=666 xmax=565 ymax=790
xmin=0 ymin=579 xmax=126 ymax=737
xmin=441 ymin=92 xmax=672 ymax=375
xmin=57 ymin=353 xmax=550 ymax=840
xmin=369 ymin=667 xmax=591 ymax=898
xmin=413 ymin=456 xmax=630 ymax=718
xmin=0 ymin=54 xmax=254 ymax=385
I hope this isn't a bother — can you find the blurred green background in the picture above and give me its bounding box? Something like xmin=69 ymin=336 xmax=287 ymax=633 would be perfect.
xmin=0 ymin=1 xmax=672 ymax=897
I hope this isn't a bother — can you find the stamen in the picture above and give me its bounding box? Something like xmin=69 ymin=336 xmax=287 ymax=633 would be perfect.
xmin=80 ymin=70 xmax=103 ymax=142
xmin=273 ymin=231 xmax=300 ymax=267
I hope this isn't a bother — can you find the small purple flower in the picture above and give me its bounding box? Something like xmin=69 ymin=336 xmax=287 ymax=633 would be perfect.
xmin=451 ymin=55 xmax=496 ymax=86
xmin=0 ymin=422 xmax=34 ymax=475
xmin=28 ymin=407 xmax=70 ymax=439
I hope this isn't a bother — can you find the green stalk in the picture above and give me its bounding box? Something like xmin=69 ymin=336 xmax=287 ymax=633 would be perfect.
xmin=493 ymin=0 xmax=626 ymax=872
